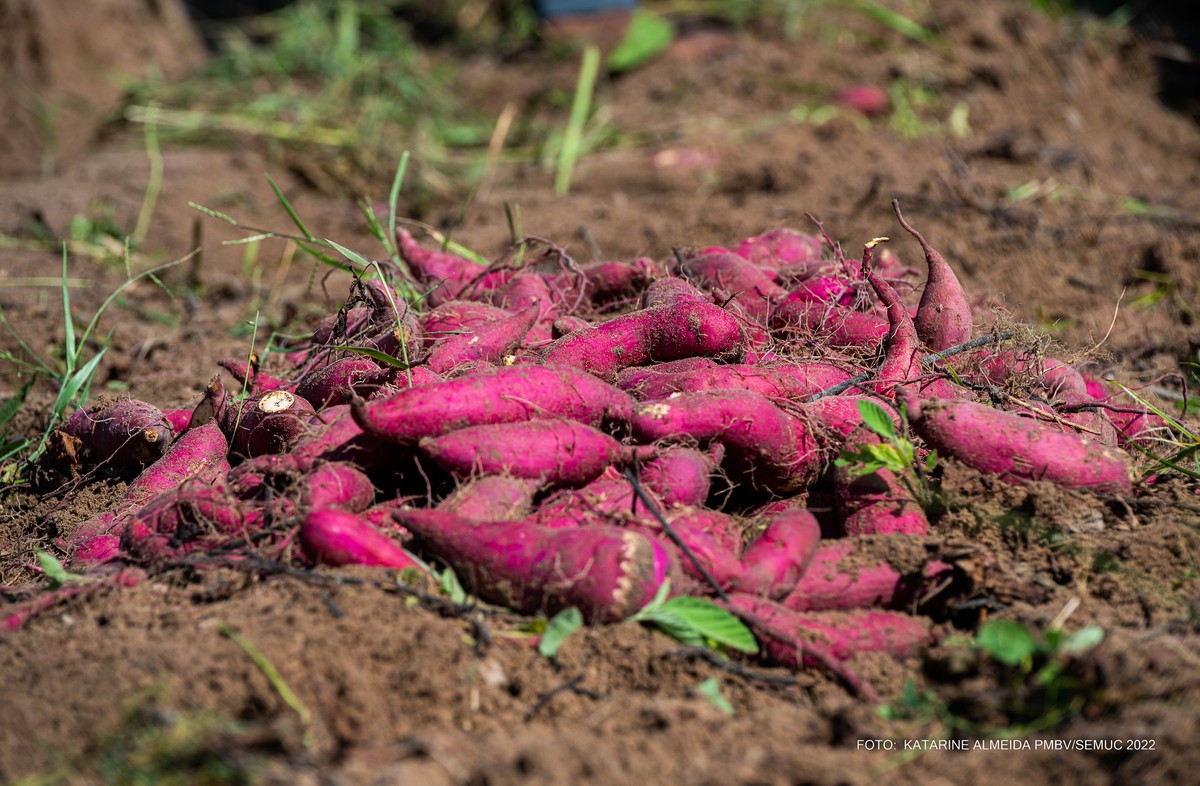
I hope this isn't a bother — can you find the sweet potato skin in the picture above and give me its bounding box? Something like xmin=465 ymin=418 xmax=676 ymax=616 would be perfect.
xmin=419 ymin=419 xmax=634 ymax=486
xmin=631 ymin=390 xmax=823 ymax=494
xmin=301 ymin=507 xmax=420 ymax=570
xmin=834 ymin=424 xmax=929 ymax=536
xmin=395 ymin=509 xmax=679 ymax=623
xmin=902 ymin=391 xmax=1133 ymax=492
xmin=63 ymin=399 xmax=174 ymax=466
xmin=352 ymin=365 xmax=634 ymax=444
xmin=540 ymin=300 xmax=745 ymax=381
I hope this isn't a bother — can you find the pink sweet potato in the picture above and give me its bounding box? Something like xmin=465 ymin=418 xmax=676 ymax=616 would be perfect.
xmin=783 ymin=539 xmax=955 ymax=612
xmin=62 ymin=398 xmax=173 ymax=466
xmin=770 ymin=296 xmax=889 ymax=347
xmin=419 ymin=419 xmax=641 ymax=486
xmin=737 ymin=508 xmax=821 ymax=599
xmin=303 ymin=462 xmax=376 ymax=511
xmin=834 ymin=423 xmax=929 ymax=536
xmin=806 ymin=395 xmax=895 ymax=440
xmin=221 ymin=389 xmax=318 ymax=458
xmin=581 ymin=257 xmax=662 ymax=306
xmin=294 ymin=356 xmax=393 ymax=409
xmin=900 ymin=390 xmax=1134 ymax=492
xmin=893 ymin=201 xmax=972 ymax=351
xmin=734 ymin=228 xmax=824 ymax=269
xmin=631 ymin=389 xmax=823 ymax=494
xmin=352 ymin=365 xmax=634 ymax=444
xmin=64 ymin=420 xmax=230 ymax=565
xmin=675 ymin=250 xmax=788 ymax=324
xmin=617 ymin=360 xmax=854 ymax=403
xmin=419 ymin=301 xmax=512 ymax=347
xmin=301 ymin=507 xmax=420 ymax=570
xmin=638 ymin=446 xmax=720 ymax=508
xmin=436 ymin=474 xmax=542 ymax=521
xmin=729 ymin=594 xmax=933 ymax=664
xmin=425 ymin=304 xmax=539 ymax=374
xmin=640 ymin=276 xmax=713 ymax=308
xmin=394 ymin=509 xmax=679 ymax=622
xmin=540 ymin=299 xmax=745 ymax=381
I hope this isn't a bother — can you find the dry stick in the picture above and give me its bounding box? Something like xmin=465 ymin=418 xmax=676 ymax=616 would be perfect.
xmin=524 ymin=675 xmax=604 ymax=722
xmin=807 ymin=330 xmax=1014 ymax=401
xmin=663 ymin=647 xmax=800 ymax=688
xmin=621 ymin=465 xmax=730 ymax=603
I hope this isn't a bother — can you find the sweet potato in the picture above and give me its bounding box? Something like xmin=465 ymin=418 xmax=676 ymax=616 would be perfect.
xmin=122 ymin=486 xmax=287 ymax=560
xmin=834 ymin=424 xmax=929 ymax=536
xmin=540 ymin=300 xmax=745 ymax=381
xmin=582 ymin=257 xmax=662 ymax=306
xmin=806 ymin=394 xmax=895 ymax=440
xmin=893 ymin=201 xmax=971 ymax=351
xmin=425 ymin=304 xmax=539 ymax=375
xmin=294 ymin=356 xmax=392 ymax=409
xmin=436 ymin=474 xmax=541 ymax=521
xmin=419 ymin=419 xmax=642 ymax=486
xmin=675 ymin=250 xmax=788 ymax=324
xmin=301 ymin=507 xmax=420 ymax=570
xmin=770 ymin=296 xmax=888 ymax=348
xmin=419 ymin=301 xmax=512 ymax=347
xmin=734 ymin=228 xmax=824 ymax=269
xmin=395 ymin=509 xmax=679 ymax=622
xmin=221 ymin=389 xmax=318 ymax=458
xmin=900 ymin=390 xmax=1134 ymax=493
xmin=64 ymin=420 xmax=230 ymax=565
xmin=737 ymin=508 xmax=821 ymax=599
xmin=631 ymin=389 xmax=823 ymax=494
xmin=62 ymin=398 xmax=174 ymax=466
xmin=640 ymin=277 xmax=712 ymax=308
xmin=303 ymin=462 xmax=376 ymax=511
xmin=352 ymin=365 xmax=634 ymax=444
xmin=729 ymin=594 xmax=933 ymax=664
xmin=617 ymin=360 xmax=854 ymax=403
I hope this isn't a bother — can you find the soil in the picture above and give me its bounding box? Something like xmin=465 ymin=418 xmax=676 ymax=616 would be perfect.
xmin=3 ymin=1 xmax=1200 ymax=783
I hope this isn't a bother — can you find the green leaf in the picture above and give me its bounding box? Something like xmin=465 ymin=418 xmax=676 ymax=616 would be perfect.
xmin=440 ymin=567 xmax=468 ymax=605
xmin=325 ymin=238 xmax=373 ymax=268
xmin=694 ymin=677 xmax=734 ymax=716
xmin=853 ymin=1 xmax=936 ymax=44
xmin=658 ymin=597 xmax=759 ymax=654
xmin=538 ymin=607 xmax=583 ymax=659
xmin=61 ymin=247 xmax=77 ymax=370
xmin=38 ymin=550 xmax=80 ymax=588
xmin=857 ymin=399 xmax=896 ymax=440
xmin=1060 ymin=626 xmax=1104 ymax=655
xmin=325 ymin=344 xmax=412 ymax=369
xmin=607 ymin=10 xmax=675 ymax=73
xmin=976 ymin=619 xmax=1037 ymax=666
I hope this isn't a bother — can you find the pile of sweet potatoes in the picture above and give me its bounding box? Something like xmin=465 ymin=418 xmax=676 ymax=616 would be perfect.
xmin=25 ymin=202 xmax=1170 ymax=678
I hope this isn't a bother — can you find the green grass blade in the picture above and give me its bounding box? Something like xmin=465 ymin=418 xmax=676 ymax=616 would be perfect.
xmin=387 ymin=151 xmax=410 ymax=261
xmin=61 ymin=246 xmax=77 ymax=373
xmin=555 ymin=44 xmax=601 ymax=196
xmin=325 ymin=238 xmax=373 ymax=269
xmin=854 ymin=1 xmax=936 ymax=44
xmin=266 ymin=172 xmax=316 ymax=242
xmin=0 ymin=380 xmax=32 ymax=435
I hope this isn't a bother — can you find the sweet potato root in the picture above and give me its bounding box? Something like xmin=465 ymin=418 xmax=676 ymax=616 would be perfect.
xmin=352 ymin=365 xmax=634 ymax=444
xmin=62 ymin=398 xmax=173 ymax=466
xmin=301 ymin=507 xmax=420 ymax=570
xmin=901 ymin=390 xmax=1134 ymax=493
xmin=395 ymin=509 xmax=679 ymax=622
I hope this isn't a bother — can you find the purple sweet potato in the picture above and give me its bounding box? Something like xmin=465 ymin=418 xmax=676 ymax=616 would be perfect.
xmin=770 ymin=296 xmax=889 ymax=347
xmin=734 ymin=228 xmax=824 ymax=269
xmin=737 ymin=508 xmax=822 ymax=599
xmin=806 ymin=395 xmax=896 ymax=440
xmin=617 ymin=360 xmax=854 ymax=403
xmin=419 ymin=419 xmax=642 ymax=486
xmin=863 ymin=240 xmax=957 ymax=399
xmin=425 ymin=304 xmax=539 ymax=374
xmin=62 ymin=398 xmax=173 ymax=466
xmin=894 ymin=201 xmax=972 ymax=351
xmin=419 ymin=301 xmax=512 ymax=347
xmin=396 ymin=229 xmax=480 ymax=299
xmin=221 ymin=389 xmax=318 ymax=458
xmin=729 ymin=593 xmax=933 ymax=664
xmin=303 ymin=462 xmax=376 ymax=511
xmin=64 ymin=420 xmax=230 ymax=565
xmin=631 ymin=389 xmax=824 ymax=494
xmin=122 ymin=486 xmax=286 ymax=560
xmin=294 ymin=356 xmax=393 ymax=409
xmin=783 ymin=539 xmax=956 ymax=613
xmin=675 ymin=250 xmax=789 ymax=324
xmin=582 ymin=257 xmax=663 ymax=306
xmin=436 ymin=474 xmax=542 ymax=521
xmin=301 ymin=507 xmax=421 ymax=571
xmin=638 ymin=446 xmax=720 ymax=508
xmin=834 ymin=424 xmax=929 ymax=536
xmin=900 ymin=390 xmax=1134 ymax=492
xmin=395 ymin=509 xmax=679 ymax=622
xmin=540 ymin=300 xmax=745 ymax=381
xmin=352 ymin=364 xmax=634 ymax=444
xmin=640 ymin=277 xmax=713 ymax=308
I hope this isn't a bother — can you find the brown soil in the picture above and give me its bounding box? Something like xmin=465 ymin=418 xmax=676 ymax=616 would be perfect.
xmin=3 ymin=1 xmax=1200 ymax=783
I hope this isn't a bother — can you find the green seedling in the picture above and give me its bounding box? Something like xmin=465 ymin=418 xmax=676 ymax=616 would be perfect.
xmin=555 ymin=44 xmax=601 ymax=196
xmin=694 ymin=677 xmax=735 ymax=716
xmin=835 ymin=399 xmax=938 ymax=509
xmin=537 ymin=607 xmax=584 ymax=660
xmin=217 ymin=622 xmax=313 ymax=749
xmin=628 ymin=579 xmax=759 ymax=655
